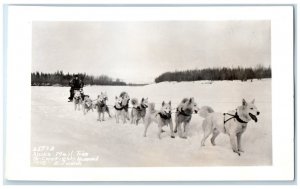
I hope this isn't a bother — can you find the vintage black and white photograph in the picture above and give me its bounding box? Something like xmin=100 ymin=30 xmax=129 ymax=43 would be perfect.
xmin=4 ymin=4 xmax=295 ymax=182
xmin=30 ymin=20 xmax=272 ymax=167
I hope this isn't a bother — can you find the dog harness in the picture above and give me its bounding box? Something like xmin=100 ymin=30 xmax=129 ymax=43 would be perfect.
xmin=158 ymin=112 xmax=172 ymax=120
xmin=140 ymin=104 xmax=148 ymax=109
xmin=124 ymin=103 xmax=129 ymax=111
xmin=97 ymin=101 xmax=106 ymax=108
xmin=114 ymin=104 xmax=124 ymax=111
xmin=223 ymin=110 xmax=248 ymax=124
xmin=177 ymin=107 xmax=192 ymax=116
xmin=84 ymin=102 xmax=93 ymax=109
xmin=133 ymin=104 xmax=148 ymax=111
xmin=133 ymin=106 xmax=142 ymax=111
xmin=74 ymin=96 xmax=82 ymax=102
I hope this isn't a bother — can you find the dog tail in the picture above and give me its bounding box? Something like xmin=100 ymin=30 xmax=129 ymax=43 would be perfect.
xmin=131 ymin=98 xmax=139 ymax=107
xmin=198 ymin=106 xmax=214 ymax=118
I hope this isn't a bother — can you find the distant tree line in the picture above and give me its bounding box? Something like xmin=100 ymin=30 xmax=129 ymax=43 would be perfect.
xmin=31 ymin=71 xmax=127 ymax=86
xmin=154 ymin=65 xmax=271 ymax=83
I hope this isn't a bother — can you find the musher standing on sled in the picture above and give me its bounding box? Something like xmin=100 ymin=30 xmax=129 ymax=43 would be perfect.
xmin=68 ymin=74 xmax=84 ymax=102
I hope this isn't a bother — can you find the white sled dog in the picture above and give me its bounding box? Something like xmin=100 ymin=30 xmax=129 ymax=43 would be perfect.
xmin=143 ymin=101 xmax=175 ymax=139
xmin=95 ymin=92 xmax=112 ymax=121
xmin=131 ymin=97 xmax=149 ymax=125
xmin=200 ymin=99 xmax=260 ymax=156
xmin=73 ymin=90 xmax=82 ymax=111
xmin=174 ymin=97 xmax=200 ymax=139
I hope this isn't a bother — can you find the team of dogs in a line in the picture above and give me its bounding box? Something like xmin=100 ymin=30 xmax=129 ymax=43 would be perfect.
xmin=73 ymin=89 xmax=260 ymax=156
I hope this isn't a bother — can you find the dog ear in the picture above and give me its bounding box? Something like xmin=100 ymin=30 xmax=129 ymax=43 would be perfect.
xmin=251 ymin=99 xmax=255 ymax=104
xmin=162 ymin=101 xmax=165 ymax=106
xmin=189 ymin=97 xmax=194 ymax=104
xmin=141 ymin=98 xmax=144 ymax=102
xmin=169 ymin=101 xmax=171 ymax=106
xmin=242 ymin=99 xmax=247 ymax=106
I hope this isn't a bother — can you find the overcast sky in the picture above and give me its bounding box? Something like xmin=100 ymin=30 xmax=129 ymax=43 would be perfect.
xmin=32 ymin=21 xmax=270 ymax=83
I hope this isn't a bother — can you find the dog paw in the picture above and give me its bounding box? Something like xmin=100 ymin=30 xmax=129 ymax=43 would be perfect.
xmin=171 ymin=136 xmax=175 ymax=138
xmin=174 ymin=130 xmax=177 ymax=133
xmin=233 ymin=150 xmax=241 ymax=156
xmin=238 ymin=149 xmax=244 ymax=153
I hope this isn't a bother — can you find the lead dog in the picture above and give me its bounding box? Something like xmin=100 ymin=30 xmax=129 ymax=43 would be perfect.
xmin=131 ymin=97 xmax=149 ymax=125
xmin=143 ymin=101 xmax=175 ymax=139
xmin=174 ymin=97 xmax=200 ymax=139
xmin=200 ymin=99 xmax=260 ymax=156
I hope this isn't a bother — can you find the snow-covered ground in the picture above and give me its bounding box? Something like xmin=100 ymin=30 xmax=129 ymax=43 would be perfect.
xmin=31 ymin=79 xmax=272 ymax=167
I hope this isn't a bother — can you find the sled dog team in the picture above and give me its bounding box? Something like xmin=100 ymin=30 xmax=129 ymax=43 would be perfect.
xmin=72 ymin=90 xmax=260 ymax=156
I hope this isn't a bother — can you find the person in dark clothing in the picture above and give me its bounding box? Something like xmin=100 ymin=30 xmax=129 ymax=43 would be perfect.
xmin=68 ymin=74 xmax=84 ymax=102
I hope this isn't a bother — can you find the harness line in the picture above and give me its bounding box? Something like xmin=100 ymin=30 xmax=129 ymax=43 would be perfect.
xmin=223 ymin=109 xmax=248 ymax=132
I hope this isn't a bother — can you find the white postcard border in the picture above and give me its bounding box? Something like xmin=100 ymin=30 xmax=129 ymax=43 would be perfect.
xmin=4 ymin=5 xmax=294 ymax=181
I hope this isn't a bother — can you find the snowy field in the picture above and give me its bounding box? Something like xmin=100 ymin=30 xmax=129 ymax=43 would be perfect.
xmin=31 ymin=79 xmax=272 ymax=167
